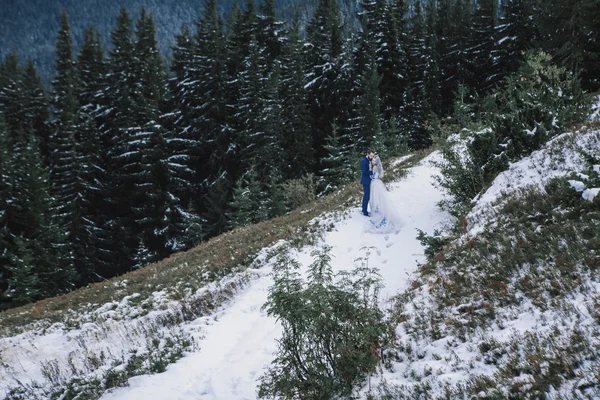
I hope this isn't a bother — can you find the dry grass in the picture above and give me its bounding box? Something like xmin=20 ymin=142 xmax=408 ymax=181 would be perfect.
xmin=0 ymin=150 xmax=432 ymax=337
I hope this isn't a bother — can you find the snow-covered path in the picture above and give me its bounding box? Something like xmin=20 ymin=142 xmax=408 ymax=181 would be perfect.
xmin=101 ymin=152 xmax=450 ymax=400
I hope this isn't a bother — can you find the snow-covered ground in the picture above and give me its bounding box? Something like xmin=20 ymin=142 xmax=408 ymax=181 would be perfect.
xmin=99 ymin=151 xmax=449 ymax=400
xmin=467 ymin=129 xmax=600 ymax=236
xmin=3 ymin=128 xmax=599 ymax=398
xmin=0 ymin=151 xmax=450 ymax=399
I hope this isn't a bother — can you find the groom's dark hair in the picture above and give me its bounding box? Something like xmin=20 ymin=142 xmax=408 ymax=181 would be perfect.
xmin=366 ymin=149 xmax=374 ymax=155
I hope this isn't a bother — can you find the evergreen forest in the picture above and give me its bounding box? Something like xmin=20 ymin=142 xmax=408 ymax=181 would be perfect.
xmin=0 ymin=0 xmax=599 ymax=310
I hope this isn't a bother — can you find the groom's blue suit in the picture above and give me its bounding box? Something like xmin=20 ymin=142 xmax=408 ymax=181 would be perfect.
xmin=360 ymin=156 xmax=372 ymax=216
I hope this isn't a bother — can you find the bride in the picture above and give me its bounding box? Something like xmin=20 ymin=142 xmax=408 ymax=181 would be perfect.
xmin=367 ymin=156 xmax=404 ymax=233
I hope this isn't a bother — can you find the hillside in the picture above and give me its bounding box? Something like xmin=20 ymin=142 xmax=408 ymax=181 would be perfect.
xmin=0 ymin=150 xmax=441 ymax=399
xmin=1 ymin=120 xmax=599 ymax=398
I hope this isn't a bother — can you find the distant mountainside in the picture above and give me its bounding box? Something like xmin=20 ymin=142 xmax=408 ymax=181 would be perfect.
xmin=0 ymin=0 xmax=353 ymax=81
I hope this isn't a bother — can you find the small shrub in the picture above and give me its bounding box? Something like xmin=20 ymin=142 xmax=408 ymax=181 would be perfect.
xmin=258 ymin=246 xmax=391 ymax=399
xmin=432 ymin=139 xmax=484 ymax=214
xmin=281 ymin=174 xmax=317 ymax=210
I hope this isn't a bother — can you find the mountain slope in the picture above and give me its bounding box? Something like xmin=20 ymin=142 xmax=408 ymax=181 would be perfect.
xmin=98 ymin=151 xmax=449 ymax=400
xmin=0 ymin=151 xmax=449 ymax=399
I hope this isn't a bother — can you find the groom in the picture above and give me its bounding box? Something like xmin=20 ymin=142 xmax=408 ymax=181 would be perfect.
xmin=360 ymin=150 xmax=375 ymax=216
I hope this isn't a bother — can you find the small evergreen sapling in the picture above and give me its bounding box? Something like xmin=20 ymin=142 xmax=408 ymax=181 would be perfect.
xmin=259 ymin=246 xmax=390 ymax=399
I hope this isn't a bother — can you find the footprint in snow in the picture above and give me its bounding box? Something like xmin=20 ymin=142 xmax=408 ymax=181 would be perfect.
xmin=386 ymin=242 xmax=394 ymax=248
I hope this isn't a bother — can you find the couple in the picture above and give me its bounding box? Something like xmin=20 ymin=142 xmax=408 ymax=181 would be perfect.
xmin=360 ymin=151 xmax=404 ymax=233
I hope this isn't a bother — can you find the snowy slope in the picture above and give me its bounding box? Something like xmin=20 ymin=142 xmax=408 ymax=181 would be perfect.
xmin=95 ymin=152 xmax=449 ymax=400
xmin=467 ymin=129 xmax=600 ymax=236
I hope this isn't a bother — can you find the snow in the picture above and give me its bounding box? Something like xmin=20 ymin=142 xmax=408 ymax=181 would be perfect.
xmin=95 ymin=152 xmax=449 ymax=400
xmin=466 ymin=129 xmax=600 ymax=236
xmin=5 ymin=137 xmax=597 ymax=399
xmin=582 ymin=187 xmax=600 ymax=202
xmin=590 ymin=95 xmax=600 ymax=122
xmin=0 ymin=152 xmax=451 ymax=400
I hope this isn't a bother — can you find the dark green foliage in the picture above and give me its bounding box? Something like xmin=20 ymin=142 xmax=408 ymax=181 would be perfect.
xmin=536 ymin=0 xmax=600 ymax=91
xmin=279 ymin=13 xmax=314 ymax=179
xmin=259 ymin=246 xmax=390 ymax=399
xmin=320 ymin=123 xmax=354 ymax=195
xmin=495 ymin=0 xmax=536 ymax=82
xmin=416 ymin=229 xmax=447 ymax=260
xmin=467 ymin=0 xmax=498 ymax=93
xmin=0 ymin=133 xmax=76 ymax=309
xmin=1 ymin=0 xmax=597 ymax=311
xmin=432 ymin=136 xmax=485 ymax=214
xmin=482 ymin=51 xmax=590 ymax=164
xmin=226 ymin=167 xmax=269 ymax=229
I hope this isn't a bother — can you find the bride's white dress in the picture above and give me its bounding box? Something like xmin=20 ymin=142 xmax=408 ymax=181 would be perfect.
xmin=366 ymin=172 xmax=404 ymax=233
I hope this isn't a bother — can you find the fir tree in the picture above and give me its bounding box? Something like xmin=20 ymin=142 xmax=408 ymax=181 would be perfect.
xmin=0 ymin=116 xmax=11 ymax=300
xmin=257 ymin=0 xmax=284 ymax=70
xmin=467 ymin=0 xmax=498 ymax=93
xmin=1 ymin=132 xmax=76 ymax=308
xmin=320 ymin=122 xmax=353 ymax=194
xmin=378 ymin=0 xmax=409 ymax=119
xmin=50 ymin=10 xmax=80 ymax=243
xmin=226 ymin=167 xmax=268 ymax=229
xmin=11 ymin=61 xmax=52 ymax=162
xmin=280 ymin=13 xmax=314 ymax=179
xmin=135 ymin=8 xmax=166 ymax=121
xmin=358 ymin=48 xmax=382 ymax=148
xmin=495 ymin=0 xmax=536 ymax=82
xmin=423 ymin=0 xmax=442 ymax=114
xmin=97 ymin=6 xmax=142 ymax=275
xmin=75 ymin=25 xmax=110 ymax=283
xmin=536 ymin=0 xmax=600 ymax=91
xmin=306 ymin=0 xmax=347 ymax=161
xmin=0 ymin=51 xmax=22 ymax=139
xmin=201 ymin=170 xmax=231 ymax=237
xmin=443 ymin=0 xmax=473 ymax=102
xmin=168 ymin=25 xmax=200 ymax=212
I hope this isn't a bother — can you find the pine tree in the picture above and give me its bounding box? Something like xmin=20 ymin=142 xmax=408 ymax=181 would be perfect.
xmin=423 ymin=0 xmax=442 ymax=114
xmin=306 ymin=0 xmax=346 ymax=161
xmin=536 ymin=0 xmax=600 ymax=91
xmin=0 ymin=51 xmax=22 ymax=138
xmin=357 ymin=48 xmax=381 ymax=148
xmin=168 ymin=26 xmax=200 ymax=212
xmin=8 ymin=61 xmax=52 ymax=162
xmin=257 ymin=0 xmax=284 ymax=70
xmin=378 ymin=0 xmax=409 ymax=119
xmin=97 ymin=6 xmax=142 ymax=276
xmin=495 ymin=0 xmax=536 ymax=82
xmin=50 ymin=10 xmax=80 ymax=246
xmin=0 ymin=116 xmax=11 ymax=300
xmin=436 ymin=0 xmax=455 ymax=113
xmin=135 ymin=8 xmax=166 ymax=122
xmin=201 ymin=169 xmax=231 ymax=237
xmin=403 ymin=1 xmax=432 ymax=150
xmin=320 ymin=122 xmax=353 ymax=194
xmin=1 ymin=132 xmax=76 ymax=308
xmin=226 ymin=167 xmax=268 ymax=229
xmin=467 ymin=0 xmax=498 ymax=93
xmin=235 ymin=35 xmax=268 ymax=175
xmin=258 ymin=62 xmax=286 ymax=178
xmin=406 ymin=0 xmax=426 ymax=95
xmin=280 ymin=12 xmax=314 ymax=179
xmin=443 ymin=0 xmax=473 ymax=101
xmin=75 ymin=25 xmax=110 ymax=282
